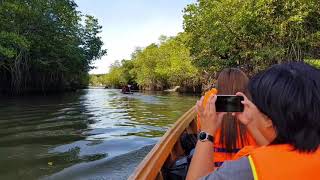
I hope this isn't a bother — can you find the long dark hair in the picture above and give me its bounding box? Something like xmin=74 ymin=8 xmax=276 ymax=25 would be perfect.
xmin=216 ymin=68 xmax=250 ymax=152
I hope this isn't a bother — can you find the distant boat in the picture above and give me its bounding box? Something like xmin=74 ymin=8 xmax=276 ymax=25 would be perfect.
xmin=121 ymin=85 xmax=133 ymax=94
xmin=129 ymin=106 xmax=196 ymax=180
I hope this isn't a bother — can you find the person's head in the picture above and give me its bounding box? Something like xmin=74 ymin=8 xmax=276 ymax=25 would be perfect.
xmin=248 ymin=62 xmax=320 ymax=152
xmin=216 ymin=68 xmax=250 ymax=151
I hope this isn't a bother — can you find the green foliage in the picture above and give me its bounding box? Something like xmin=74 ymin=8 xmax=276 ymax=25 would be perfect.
xmin=131 ymin=34 xmax=199 ymax=90
xmin=0 ymin=0 xmax=106 ymax=94
xmin=120 ymin=59 xmax=136 ymax=85
xmin=0 ymin=31 xmax=30 ymax=58
xmin=89 ymin=60 xmax=132 ymax=88
xmin=83 ymin=15 xmax=107 ymax=69
xmin=89 ymin=75 xmax=99 ymax=86
xmin=89 ymin=74 xmax=106 ymax=86
xmin=105 ymin=61 xmax=124 ymax=87
xmin=305 ymin=59 xmax=320 ymax=69
xmin=4 ymin=0 xmax=319 ymax=94
xmin=183 ymin=0 xmax=320 ymax=74
xmin=101 ymin=34 xmax=200 ymax=90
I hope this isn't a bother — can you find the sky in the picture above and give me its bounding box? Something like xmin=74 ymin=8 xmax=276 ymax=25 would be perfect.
xmin=75 ymin=0 xmax=196 ymax=74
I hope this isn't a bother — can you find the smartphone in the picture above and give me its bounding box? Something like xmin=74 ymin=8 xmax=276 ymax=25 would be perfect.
xmin=215 ymin=95 xmax=244 ymax=112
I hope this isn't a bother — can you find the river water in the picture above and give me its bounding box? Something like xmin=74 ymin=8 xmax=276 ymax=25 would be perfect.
xmin=0 ymin=89 xmax=198 ymax=180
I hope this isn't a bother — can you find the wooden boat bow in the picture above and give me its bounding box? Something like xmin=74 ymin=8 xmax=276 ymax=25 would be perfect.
xmin=129 ymin=106 xmax=197 ymax=180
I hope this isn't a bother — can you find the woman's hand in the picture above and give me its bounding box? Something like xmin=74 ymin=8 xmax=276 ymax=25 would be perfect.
xmin=232 ymin=92 xmax=260 ymax=125
xmin=233 ymin=92 xmax=270 ymax=145
xmin=196 ymin=95 xmax=225 ymax=135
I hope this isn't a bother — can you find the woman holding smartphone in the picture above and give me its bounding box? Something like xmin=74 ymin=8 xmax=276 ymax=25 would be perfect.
xmin=197 ymin=68 xmax=268 ymax=168
xmin=188 ymin=62 xmax=320 ymax=180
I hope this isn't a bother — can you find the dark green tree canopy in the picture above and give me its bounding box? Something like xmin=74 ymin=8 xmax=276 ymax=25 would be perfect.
xmin=0 ymin=0 xmax=106 ymax=94
xmin=183 ymin=0 xmax=320 ymax=74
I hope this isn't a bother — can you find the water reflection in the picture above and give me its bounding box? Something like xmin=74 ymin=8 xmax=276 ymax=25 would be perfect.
xmin=0 ymin=92 xmax=90 ymax=179
xmin=0 ymin=89 xmax=198 ymax=179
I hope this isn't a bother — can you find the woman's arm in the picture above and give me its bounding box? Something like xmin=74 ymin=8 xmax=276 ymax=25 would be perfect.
xmin=187 ymin=95 xmax=224 ymax=180
xmin=186 ymin=140 xmax=214 ymax=180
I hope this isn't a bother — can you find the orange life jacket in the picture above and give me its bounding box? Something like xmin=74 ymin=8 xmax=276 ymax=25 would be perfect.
xmin=213 ymin=128 xmax=256 ymax=167
xmin=232 ymin=145 xmax=257 ymax=160
xmin=235 ymin=144 xmax=320 ymax=180
xmin=197 ymin=116 xmax=257 ymax=167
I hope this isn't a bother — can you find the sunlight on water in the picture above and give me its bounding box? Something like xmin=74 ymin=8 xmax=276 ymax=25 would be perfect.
xmin=0 ymin=89 xmax=198 ymax=180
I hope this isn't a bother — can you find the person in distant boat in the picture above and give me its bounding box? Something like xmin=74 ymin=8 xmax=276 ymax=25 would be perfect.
xmin=121 ymin=85 xmax=128 ymax=93
xmin=122 ymin=84 xmax=133 ymax=94
xmin=121 ymin=85 xmax=126 ymax=93
xmin=197 ymin=68 xmax=268 ymax=168
xmin=187 ymin=62 xmax=320 ymax=180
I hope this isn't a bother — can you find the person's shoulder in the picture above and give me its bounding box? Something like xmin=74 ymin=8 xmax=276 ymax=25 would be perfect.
xmin=200 ymin=157 xmax=253 ymax=180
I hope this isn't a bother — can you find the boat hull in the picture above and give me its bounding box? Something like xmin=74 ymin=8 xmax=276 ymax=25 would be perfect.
xmin=129 ymin=106 xmax=197 ymax=180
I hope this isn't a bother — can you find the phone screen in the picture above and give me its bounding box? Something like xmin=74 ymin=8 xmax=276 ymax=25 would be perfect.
xmin=215 ymin=95 xmax=244 ymax=112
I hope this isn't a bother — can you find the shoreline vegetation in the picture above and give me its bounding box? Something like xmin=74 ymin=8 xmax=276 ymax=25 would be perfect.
xmin=1 ymin=0 xmax=320 ymax=95
xmin=0 ymin=0 xmax=106 ymax=95
xmin=89 ymin=0 xmax=320 ymax=93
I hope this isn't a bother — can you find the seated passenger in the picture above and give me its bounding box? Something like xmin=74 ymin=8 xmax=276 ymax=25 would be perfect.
xmin=197 ymin=68 xmax=267 ymax=168
xmin=188 ymin=62 xmax=320 ymax=180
